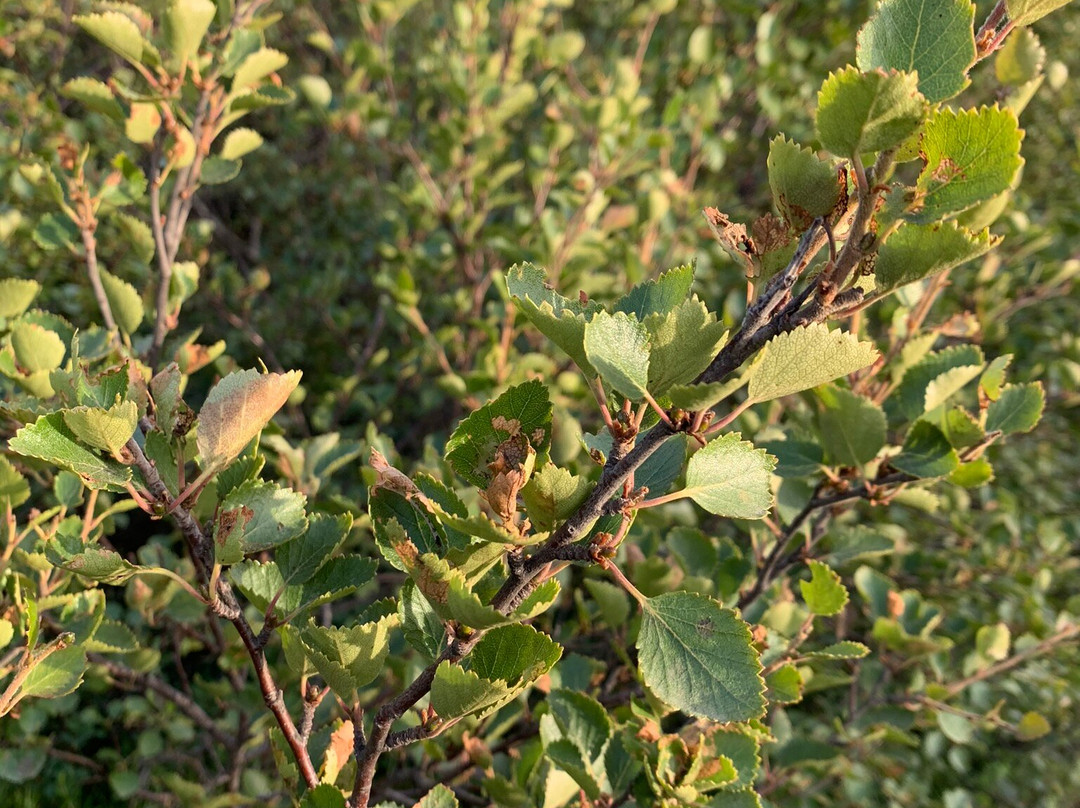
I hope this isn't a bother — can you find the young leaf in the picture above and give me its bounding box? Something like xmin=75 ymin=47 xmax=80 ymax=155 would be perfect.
xmin=892 ymin=422 xmax=960 ymax=478
xmin=816 ymin=66 xmax=925 ymax=158
xmin=1006 ymin=0 xmax=1075 ymax=27
xmin=59 ymin=78 xmax=124 ymax=121
xmin=220 ymin=127 xmax=265 ymax=160
xmin=200 ymin=157 xmax=242 ymax=185
xmin=986 ymin=382 xmax=1044 ymax=434
xmin=164 ymin=0 xmax=216 ymax=62
xmin=613 ymin=263 xmax=694 ymax=319
xmin=1016 ymin=711 xmax=1052 ymax=741
xmin=74 ymin=12 xmax=144 ymax=65
xmin=683 ymin=433 xmax=775 ymax=519
xmin=196 ymin=368 xmax=302 ymax=471
xmin=746 ymin=324 xmax=877 ymax=403
xmin=637 ymin=591 xmax=766 ymax=722
xmin=444 ymin=379 xmax=551 ymax=488
xmin=99 ymin=270 xmax=144 ymax=334
xmin=583 ymin=311 xmax=651 ymax=401
xmin=19 ymin=645 xmax=87 ymax=700
xmin=10 ymin=322 xmax=65 ymax=374
xmin=298 ymin=613 xmax=398 ymax=700
xmin=231 ymin=47 xmax=289 ymax=91
xmin=816 ymin=385 xmax=886 ymax=466
xmin=996 ymin=27 xmax=1046 ymax=85
xmin=897 ymin=345 xmax=985 ymax=420
xmin=9 ymin=413 xmax=131 ymax=491
xmin=0 ymin=456 xmax=30 ymax=510
xmin=909 ymin=106 xmax=1024 ymax=224
xmin=766 ymin=136 xmax=839 ymax=229
xmin=416 ymin=785 xmax=459 ymax=808
xmin=856 ymin=0 xmax=976 ymax=103
xmin=799 ymin=561 xmax=849 ymax=616
xmin=506 ymin=263 xmax=602 ymax=374
xmin=61 ymin=400 xmax=138 ymax=458
xmin=765 ymin=664 xmax=803 ymax=704
xmin=874 ymin=222 xmax=998 ymax=293
xmin=805 ymin=641 xmax=871 ymax=660
xmin=399 ymin=580 xmax=445 ymax=661
xmin=521 ymin=464 xmax=592 ymax=531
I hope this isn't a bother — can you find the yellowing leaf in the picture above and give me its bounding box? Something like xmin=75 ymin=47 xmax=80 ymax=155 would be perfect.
xmin=62 ymin=400 xmax=139 ymax=458
xmin=196 ymin=368 xmax=302 ymax=470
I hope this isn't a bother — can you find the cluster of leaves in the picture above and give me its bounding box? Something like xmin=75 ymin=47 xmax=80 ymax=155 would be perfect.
xmin=2 ymin=0 xmax=1078 ymax=807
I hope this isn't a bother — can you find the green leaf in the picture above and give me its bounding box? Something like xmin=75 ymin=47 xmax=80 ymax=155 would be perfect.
xmin=766 ymin=663 xmax=803 ymax=704
xmin=856 ymin=0 xmax=976 ymax=103
xmin=949 ymin=458 xmax=994 ymax=487
xmin=444 ymin=379 xmax=551 ymax=488
xmin=60 ymin=77 xmax=124 ymax=121
xmin=213 ymin=479 xmax=308 ymax=563
xmin=767 ymin=136 xmax=840 ymax=228
xmin=805 ymin=641 xmax=871 ymax=660
xmin=643 ymin=298 xmax=729 ymax=396
xmin=231 ymin=47 xmax=289 ymax=90
xmin=112 ymin=212 xmax=155 ymax=264
xmin=99 ymin=270 xmax=144 ymax=334
xmin=667 ymin=377 xmax=744 ymax=411
xmin=470 ymin=622 xmax=562 ymax=690
xmin=0 ymin=456 xmax=30 ymax=510
xmin=637 ymin=591 xmax=766 ymax=722
xmin=816 ymin=385 xmax=886 ymax=466
xmin=1006 ymin=0 xmax=1075 ymax=26
xmin=614 ymin=263 xmax=694 ymax=319
xmin=32 ymin=213 xmax=78 ymax=251
xmin=431 ymin=624 xmax=561 ymax=721
xmin=220 ymin=127 xmax=265 ymax=160
xmin=276 ymin=513 xmax=352 ymax=586
xmin=200 ymin=157 xmax=242 ymax=185
xmin=9 ymin=413 xmax=131 ymax=491
xmin=799 ymin=561 xmax=849 ymax=616
xmin=164 ymin=0 xmax=216 ymax=62
xmin=909 ymin=106 xmax=1024 ymax=224
xmin=996 ymin=27 xmax=1046 ymax=84
xmin=892 ymin=422 xmax=959 ymax=478
xmin=84 ymin=619 xmax=139 ymax=654
xmin=416 ymin=785 xmax=459 ymax=808
xmin=746 ymin=324 xmax=877 ymax=403
xmin=125 ymin=102 xmax=162 ymax=144
xmin=816 ymin=66 xmax=925 ymax=158
xmin=874 ymin=222 xmax=998 ymax=293
xmin=399 ymin=580 xmax=445 ymax=661
xmin=298 ymin=555 xmax=377 ymax=613
xmin=683 ymin=433 xmax=775 ymax=519
xmin=298 ymin=613 xmax=398 ymax=700
xmin=298 ymin=784 xmax=347 ymax=808
xmin=10 ymin=322 xmax=65 ymax=373
xmin=897 ymin=345 xmax=985 ymax=420
xmin=0 ymin=280 xmax=40 ymax=319
xmin=521 ymin=464 xmax=592 ymax=531
xmin=20 ymin=645 xmax=87 ymax=699
xmin=74 ymin=11 xmax=144 ymax=65
xmin=756 ymin=440 xmax=823 ymax=479
xmin=45 ymin=525 xmax=142 ymax=584
xmin=196 ymin=368 xmax=302 ymax=471
xmin=506 ymin=263 xmax=602 ymax=374
xmin=986 ymin=383 xmax=1044 ymax=434
xmin=937 ymin=711 xmax=974 ymax=744
xmin=62 ymin=400 xmax=138 ymax=458
xmin=583 ymin=311 xmax=651 ymax=401
xmin=980 ymin=355 xmax=1012 ymax=401
xmin=228 ymin=85 xmax=296 ymax=111
xmin=583 ymin=578 xmax=631 ymax=627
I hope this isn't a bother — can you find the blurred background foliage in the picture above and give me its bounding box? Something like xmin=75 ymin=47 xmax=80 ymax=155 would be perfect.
xmin=1 ymin=0 xmax=1078 ymax=805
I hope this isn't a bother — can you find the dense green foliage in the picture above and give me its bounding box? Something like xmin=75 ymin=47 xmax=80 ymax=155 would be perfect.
xmin=1 ymin=1 xmax=1079 ymax=807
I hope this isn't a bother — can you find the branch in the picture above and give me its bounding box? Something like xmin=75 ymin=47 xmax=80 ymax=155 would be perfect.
xmin=123 ymin=434 xmax=319 ymax=789
xmin=80 ymin=224 xmax=118 ymax=334
xmin=942 ymin=623 xmax=1080 ymax=699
